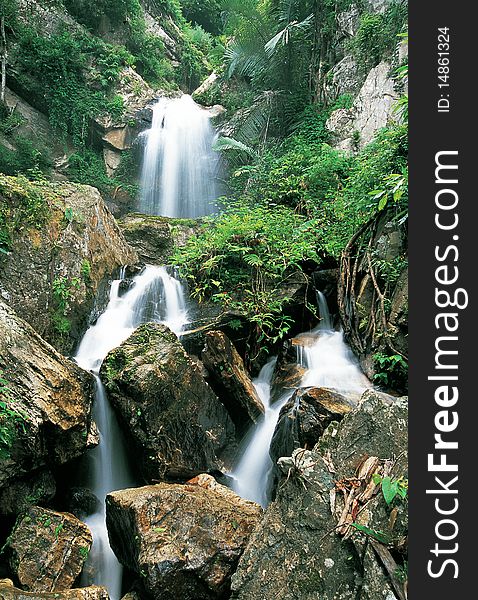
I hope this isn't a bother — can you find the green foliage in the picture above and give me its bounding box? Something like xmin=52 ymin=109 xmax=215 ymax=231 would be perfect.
xmin=67 ymin=148 xmax=138 ymax=198
xmin=181 ymin=0 xmax=223 ymax=34
xmin=0 ymin=175 xmax=51 ymax=254
xmin=0 ymin=136 xmax=52 ymax=179
xmin=12 ymin=28 xmax=132 ymax=145
xmin=51 ymin=276 xmax=81 ymax=335
xmin=174 ymin=199 xmax=320 ymax=351
xmin=373 ymin=351 xmax=408 ymax=390
xmin=372 ymin=473 xmax=408 ymax=505
xmin=0 ymin=104 xmax=24 ymax=136
xmin=80 ymin=259 xmax=92 ymax=282
xmin=351 ymin=2 xmax=408 ymax=71
xmin=323 ymin=125 xmax=408 ymax=257
xmin=0 ymin=370 xmax=26 ymax=460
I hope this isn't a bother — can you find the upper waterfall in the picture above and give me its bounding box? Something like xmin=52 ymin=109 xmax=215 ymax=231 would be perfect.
xmin=139 ymin=95 xmax=222 ymax=218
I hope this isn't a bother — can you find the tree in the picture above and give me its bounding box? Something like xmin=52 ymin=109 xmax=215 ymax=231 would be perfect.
xmin=0 ymin=0 xmax=17 ymax=104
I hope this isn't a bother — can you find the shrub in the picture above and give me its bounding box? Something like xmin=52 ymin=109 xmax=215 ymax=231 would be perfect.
xmin=174 ymin=200 xmax=320 ymax=353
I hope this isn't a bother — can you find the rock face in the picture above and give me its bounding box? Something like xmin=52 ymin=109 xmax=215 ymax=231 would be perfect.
xmin=0 ymin=579 xmax=109 ymax=599
xmin=326 ymin=61 xmax=398 ymax=152
xmin=231 ymin=390 xmax=408 ymax=600
xmin=118 ymin=214 xmax=199 ymax=265
xmin=202 ymin=331 xmax=265 ymax=432
xmin=269 ymin=387 xmax=353 ymax=465
xmin=0 ymin=177 xmax=137 ymax=353
xmin=101 ymin=323 xmax=236 ymax=481
xmin=2 ymin=88 xmax=73 ymax=175
xmin=106 ymin=474 xmax=262 ymax=600
xmin=4 ymin=507 xmax=92 ymax=592
xmin=0 ymin=300 xmax=96 ymax=491
xmin=0 ymin=470 xmax=56 ymax=518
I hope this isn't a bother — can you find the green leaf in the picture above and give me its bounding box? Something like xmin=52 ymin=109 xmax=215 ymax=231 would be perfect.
xmin=381 ymin=476 xmax=398 ymax=505
xmin=351 ymin=523 xmax=391 ymax=544
xmin=378 ymin=196 xmax=388 ymax=211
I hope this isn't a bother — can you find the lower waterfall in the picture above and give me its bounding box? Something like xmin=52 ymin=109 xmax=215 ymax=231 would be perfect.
xmin=230 ymin=291 xmax=370 ymax=507
xmin=74 ymin=265 xmax=188 ymax=599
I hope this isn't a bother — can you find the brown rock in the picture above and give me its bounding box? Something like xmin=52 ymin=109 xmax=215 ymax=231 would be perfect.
xmin=0 ymin=470 xmax=56 ymax=517
xmin=0 ymin=300 xmax=96 ymax=489
xmin=0 ymin=579 xmax=109 ymax=599
xmin=101 ymin=323 xmax=236 ymax=481
xmin=202 ymin=331 xmax=264 ymax=432
xmin=4 ymin=507 xmax=92 ymax=592
xmin=106 ymin=475 xmax=262 ymax=599
xmin=118 ymin=213 xmax=199 ymax=265
xmin=270 ymin=387 xmax=354 ymax=465
xmin=0 ymin=176 xmax=137 ymax=353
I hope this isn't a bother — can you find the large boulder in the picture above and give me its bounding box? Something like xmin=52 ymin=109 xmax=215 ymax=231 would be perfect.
xmin=0 ymin=300 xmax=96 ymax=491
xmin=118 ymin=214 xmax=199 ymax=265
xmin=3 ymin=507 xmax=92 ymax=592
xmin=0 ymin=579 xmax=108 ymax=599
xmin=0 ymin=176 xmax=137 ymax=353
xmin=101 ymin=323 xmax=236 ymax=481
xmin=231 ymin=390 xmax=408 ymax=600
xmin=106 ymin=474 xmax=262 ymax=599
xmin=269 ymin=387 xmax=353 ymax=466
xmin=326 ymin=61 xmax=399 ymax=152
xmin=202 ymin=331 xmax=265 ymax=432
xmin=0 ymin=470 xmax=56 ymax=518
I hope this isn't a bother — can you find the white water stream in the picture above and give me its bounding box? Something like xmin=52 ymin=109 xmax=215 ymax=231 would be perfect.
xmin=139 ymin=95 xmax=222 ymax=218
xmin=231 ymin=292 xmax=370 ymax=507
xmin=75 ymin=265 xmax=188 ymax=599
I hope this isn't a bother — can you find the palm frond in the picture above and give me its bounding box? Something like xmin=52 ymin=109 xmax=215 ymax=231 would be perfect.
xmin=213 ymin=136 xmax=257 ymax=157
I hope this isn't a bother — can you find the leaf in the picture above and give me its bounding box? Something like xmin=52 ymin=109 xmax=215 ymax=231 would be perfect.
xmin=381 ymin=476 xmax=398 ymax=505
xmin=351 ymin=523 xmax=391 ymax=544
xmin=378 ymin=196 xmax=388 ymax=211
xmin=153 ymin=527 xmax=167 ymax=534
xmin=213 ymin=136 xmax=256 ymax=158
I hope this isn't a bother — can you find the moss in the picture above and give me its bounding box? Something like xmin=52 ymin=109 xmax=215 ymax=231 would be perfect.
xmin=103 ymin=349 xmax=129 ymax=390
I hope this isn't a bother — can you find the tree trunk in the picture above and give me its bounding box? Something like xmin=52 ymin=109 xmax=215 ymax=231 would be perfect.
xmin=1 ymin=15 xmax=6 ymax=104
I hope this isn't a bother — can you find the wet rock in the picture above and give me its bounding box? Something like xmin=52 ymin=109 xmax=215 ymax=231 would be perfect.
xmin=0 ymin=579 xmax=109 ymax=599
xmin=202 ymin=331 xmax=265 ymax=432
xmin=4 ymin=507 xmax=93 ymax=592
xmin=270 ymin=337 xmax=308 ymax=403
xmin=101 ymin=323 xmax=236 ymax=481
xmin=231 ymin=390 xmax=408 ymax=600
xmin=106 ymin=474 xmax=262 ymax=600
xmin=0 ymin=176 xmax=137 ymax=353
xmin=0 ymin=470 xmax=56 ymax=518
xmin=0 ymin=300 xmax=96 ymax=490
xmin=64 ymin=488 xmax=101 ymax=520
xmin=269 ymin=387 xmax=353 ymax=465
xmin=118 ymin=213 xmax=199 ymax=265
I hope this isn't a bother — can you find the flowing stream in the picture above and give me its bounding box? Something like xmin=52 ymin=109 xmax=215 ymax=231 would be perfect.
xmin=231 ymin=292 xmax=370 ymax=507
xmin=75 ymin=265 xmax=188 ymax=599
xmin=138 ymin=95 xmax=222 ymax=218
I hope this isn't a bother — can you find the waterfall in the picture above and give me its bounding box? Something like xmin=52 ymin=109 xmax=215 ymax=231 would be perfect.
xmin=230 ymin=358 xmax=292 ymax=507
xmin=230 ymin=292 xmax=370 ymax=507
xmin=139 ymin=95 xmax=222 ymax=218
xmin=74 ymin=265 xmax=188 ymax=599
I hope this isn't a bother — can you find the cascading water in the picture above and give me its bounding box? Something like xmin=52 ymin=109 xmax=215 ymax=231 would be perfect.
xmin=231 ymin=291 xmax=370 ymax=507
xmin=230 ymin=358 xmax=293 ymax=507
xmin=75 ymin=265 xmax=188 ymax=599
xmin=139 ymin=95 xmax=222 ymax=218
